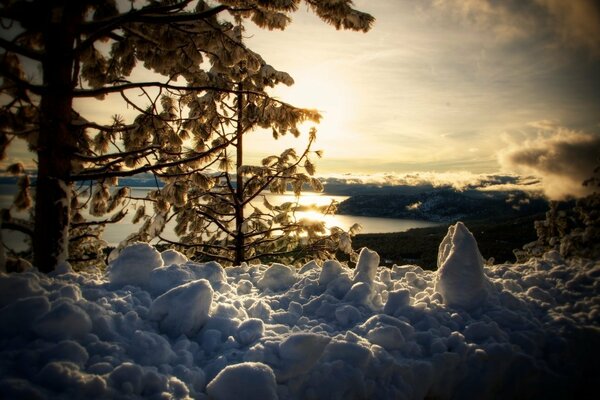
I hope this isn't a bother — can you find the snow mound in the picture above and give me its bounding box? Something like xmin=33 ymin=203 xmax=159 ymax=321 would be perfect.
xmin=0 ymin=236 xmax=598 ymax=399
xmin=257 ymin=263 xmax=297 ymax=292
xmin=161 ymin=249 xmax=188 ymax=266
xmin=353 ymin=247 xmax=380 ymax=285
xmin=149 ymin=279 xmax=213 ymax=338
xmin=148 ymin=260 xmax=227 ymax=296
xmin=435 ymin=222 xmax=488 ymax=309
xmin=107 ymin=242 xmax=163 ymax=287
xmin=206 ymin=362 xmax=278 ymax=400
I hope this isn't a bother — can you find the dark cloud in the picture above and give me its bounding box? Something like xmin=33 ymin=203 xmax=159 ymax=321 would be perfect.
xmin=538 ymin=0 xmax=600 ymax=56
xmin=430 ymin=0 xmax=600 ymax=56
xmin=499 ymin=128 xmax=600 ymax=199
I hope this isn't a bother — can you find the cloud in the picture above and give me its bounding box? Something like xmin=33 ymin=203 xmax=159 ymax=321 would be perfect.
xmin=537 ymin=0 xmax=600 ymax=56
xmin=430 ymin=0 xmax=600 ymax=56
xmin=321 ymin=171 xmax=542 ymax=193
xmin=430 ymin=0 xmax=539 ymax=42
xmin=498 ymin=127 xmax=600 ymax=199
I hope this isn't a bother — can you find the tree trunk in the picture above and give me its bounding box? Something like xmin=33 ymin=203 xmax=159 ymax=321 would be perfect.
xmin=33 ymin=2 xmax=81 ymax=272
xmin=234 ymin=83 xmax=245 ymax=265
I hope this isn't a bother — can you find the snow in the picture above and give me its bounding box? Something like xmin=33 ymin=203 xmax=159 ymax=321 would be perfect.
xmin=0 ymin=222 xmax=599 ymax=399
xmin=161 ymin=249 xmax=188 ymax=266
xmin=435 ymin=222 xmax=488 ymax=309
xmin=149 ymin=279 xmax=214 ymax=338
xmin=206 ymin=362 xmax=278 ymax=400
xmin=107 ymin=242 xmax=163 ymax=288
xmin=352 ymin=247 xmax=380 ymax=285
xmin=257 ymin=263 xmax=298 ymax=292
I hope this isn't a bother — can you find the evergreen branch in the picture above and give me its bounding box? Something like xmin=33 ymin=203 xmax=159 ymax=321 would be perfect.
xmin=71 ymin=136 xmax=235 ymax=181
xmin=71 ymin=212 xmax=128 ymax=227
xmin=1 ymin=220 xmax=33 ymax=237
xmin=241 ymin=136 xmax=315 ymax=206
xmin=76 ymin=3 xmax=239 ymax=53
xmin=157 ymin=235 xmax=234 ymax=263
xmin=69 ymin=233 xmax=100 ymax=242
xmin=189 ymin=209 xmax=235 ymax=237
xmin=0 ymin=37 xmax=43 ymax=61
xmin=244 ymin=224 xmax=297 ymax=239
xmin=73 ymin=145 xmax=161 ymax=163
xmin=71 ymin=120 xmax=138 ymax=133
xmin=79 ymin=2 xmax=226 ymax=32
xmin=0 ymin=63 xmax=44 ymax=94
xmin=72 ymin=81 xmax=277 ymax=100
xmin=245 ymin=247 xmax=301 ymax=262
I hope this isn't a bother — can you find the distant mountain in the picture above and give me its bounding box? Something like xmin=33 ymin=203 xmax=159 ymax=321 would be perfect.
xmin=335 ymin=187 xmax=549 ymax=223
xmin=118 ymin=173 xmax=164 ymax=188
xmin=0 ymin=173 xmax=164 ymax=188
xmin=324 ymin=182 xmax=438 ymax=196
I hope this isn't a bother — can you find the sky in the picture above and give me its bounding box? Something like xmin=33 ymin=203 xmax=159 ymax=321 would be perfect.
xmin=242 ymin=0 xmax=600 ymax=198
xmin=3 ymin=0 xmax=600 ymax=199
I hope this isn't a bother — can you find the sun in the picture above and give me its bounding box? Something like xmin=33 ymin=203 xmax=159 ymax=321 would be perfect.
xmin=282 ymin=67 xmax=354 ymax=148
xmin=244 ymin=65 xmax=357 ymax=161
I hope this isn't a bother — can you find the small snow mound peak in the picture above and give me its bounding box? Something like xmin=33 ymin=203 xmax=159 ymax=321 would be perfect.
xmin=160 ymin=249 xmax=188 ymax=266
xmin=53 ymin=261 xmax=73 ymax=275
xmin=319 ymin=259 xmax=344 ymax=286
xmin=435 ymin=222 xmax=487 ymax=309
xmin=353 ymin=247 xmax=380 ymax=284
xmin=187 ymin=261 xmax=226 ymax=287
xmin=149 ymin=279 xmax=213 ymax=337
xmin=206 ymin=362 xmax=278 ymax=400
xmin=108 ymin=242 xmax=163 ymax=288
xmin=257 ymin=263 xmax=297 ymax=292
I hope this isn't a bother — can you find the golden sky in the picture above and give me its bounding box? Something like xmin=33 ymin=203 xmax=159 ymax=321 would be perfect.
xmin=242 ymin=0 xmax=600 ymax=191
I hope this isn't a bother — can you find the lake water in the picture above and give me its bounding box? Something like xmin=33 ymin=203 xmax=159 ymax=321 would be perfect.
xmin=0 ymin=185 xmax=440 ymax=250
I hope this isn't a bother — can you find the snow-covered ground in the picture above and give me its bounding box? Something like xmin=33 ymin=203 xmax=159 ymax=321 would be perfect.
xmin=1 ymin=222 xmax=599 ymax=399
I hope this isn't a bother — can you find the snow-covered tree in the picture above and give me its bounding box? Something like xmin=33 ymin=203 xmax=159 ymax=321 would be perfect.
xmin=0 ymin=1 xmax=373 ymax=271
xmin=516 ymin=164 xmax=600 ymax=261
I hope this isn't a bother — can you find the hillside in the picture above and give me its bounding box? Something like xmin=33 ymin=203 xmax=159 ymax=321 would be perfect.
xmin=335 ymin=188 xmax=548 ymax=223
xmin=330 ymin=186 xmax=549 ymax=268
xmin=350 ymin=214 xmax=542 ymax=269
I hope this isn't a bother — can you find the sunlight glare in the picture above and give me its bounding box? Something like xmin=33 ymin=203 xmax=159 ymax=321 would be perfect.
xmin=247 ymin=66 xmax=358 ymax=160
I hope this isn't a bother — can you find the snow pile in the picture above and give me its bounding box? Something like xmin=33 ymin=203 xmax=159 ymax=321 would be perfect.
xmin=435 ymin=222 xmax=488 ymax=309
xmin=0 ymin=224 xmax=599 ymax=399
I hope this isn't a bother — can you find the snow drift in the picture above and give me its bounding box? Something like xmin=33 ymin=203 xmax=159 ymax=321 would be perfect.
xmin=0 ymin=223 xmax=599 ymax=399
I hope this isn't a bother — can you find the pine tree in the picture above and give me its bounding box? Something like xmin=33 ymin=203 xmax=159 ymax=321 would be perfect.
xmin=0 ymin=1 xmax=373 ymax=271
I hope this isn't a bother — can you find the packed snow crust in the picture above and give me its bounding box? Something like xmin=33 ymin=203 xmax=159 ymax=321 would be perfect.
xmin=1 ymin=224 xmax=599 ymax=399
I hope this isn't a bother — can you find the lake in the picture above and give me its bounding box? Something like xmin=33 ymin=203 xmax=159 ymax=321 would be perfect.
xmin=0 ymin=185 xmax=440 ymax=250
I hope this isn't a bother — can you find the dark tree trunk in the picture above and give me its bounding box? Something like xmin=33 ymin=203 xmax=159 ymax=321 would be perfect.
xmin=234 ymin=83 xmax=245 ymax=265
xmin=33 ymin=2 xmax=82 ymax=272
